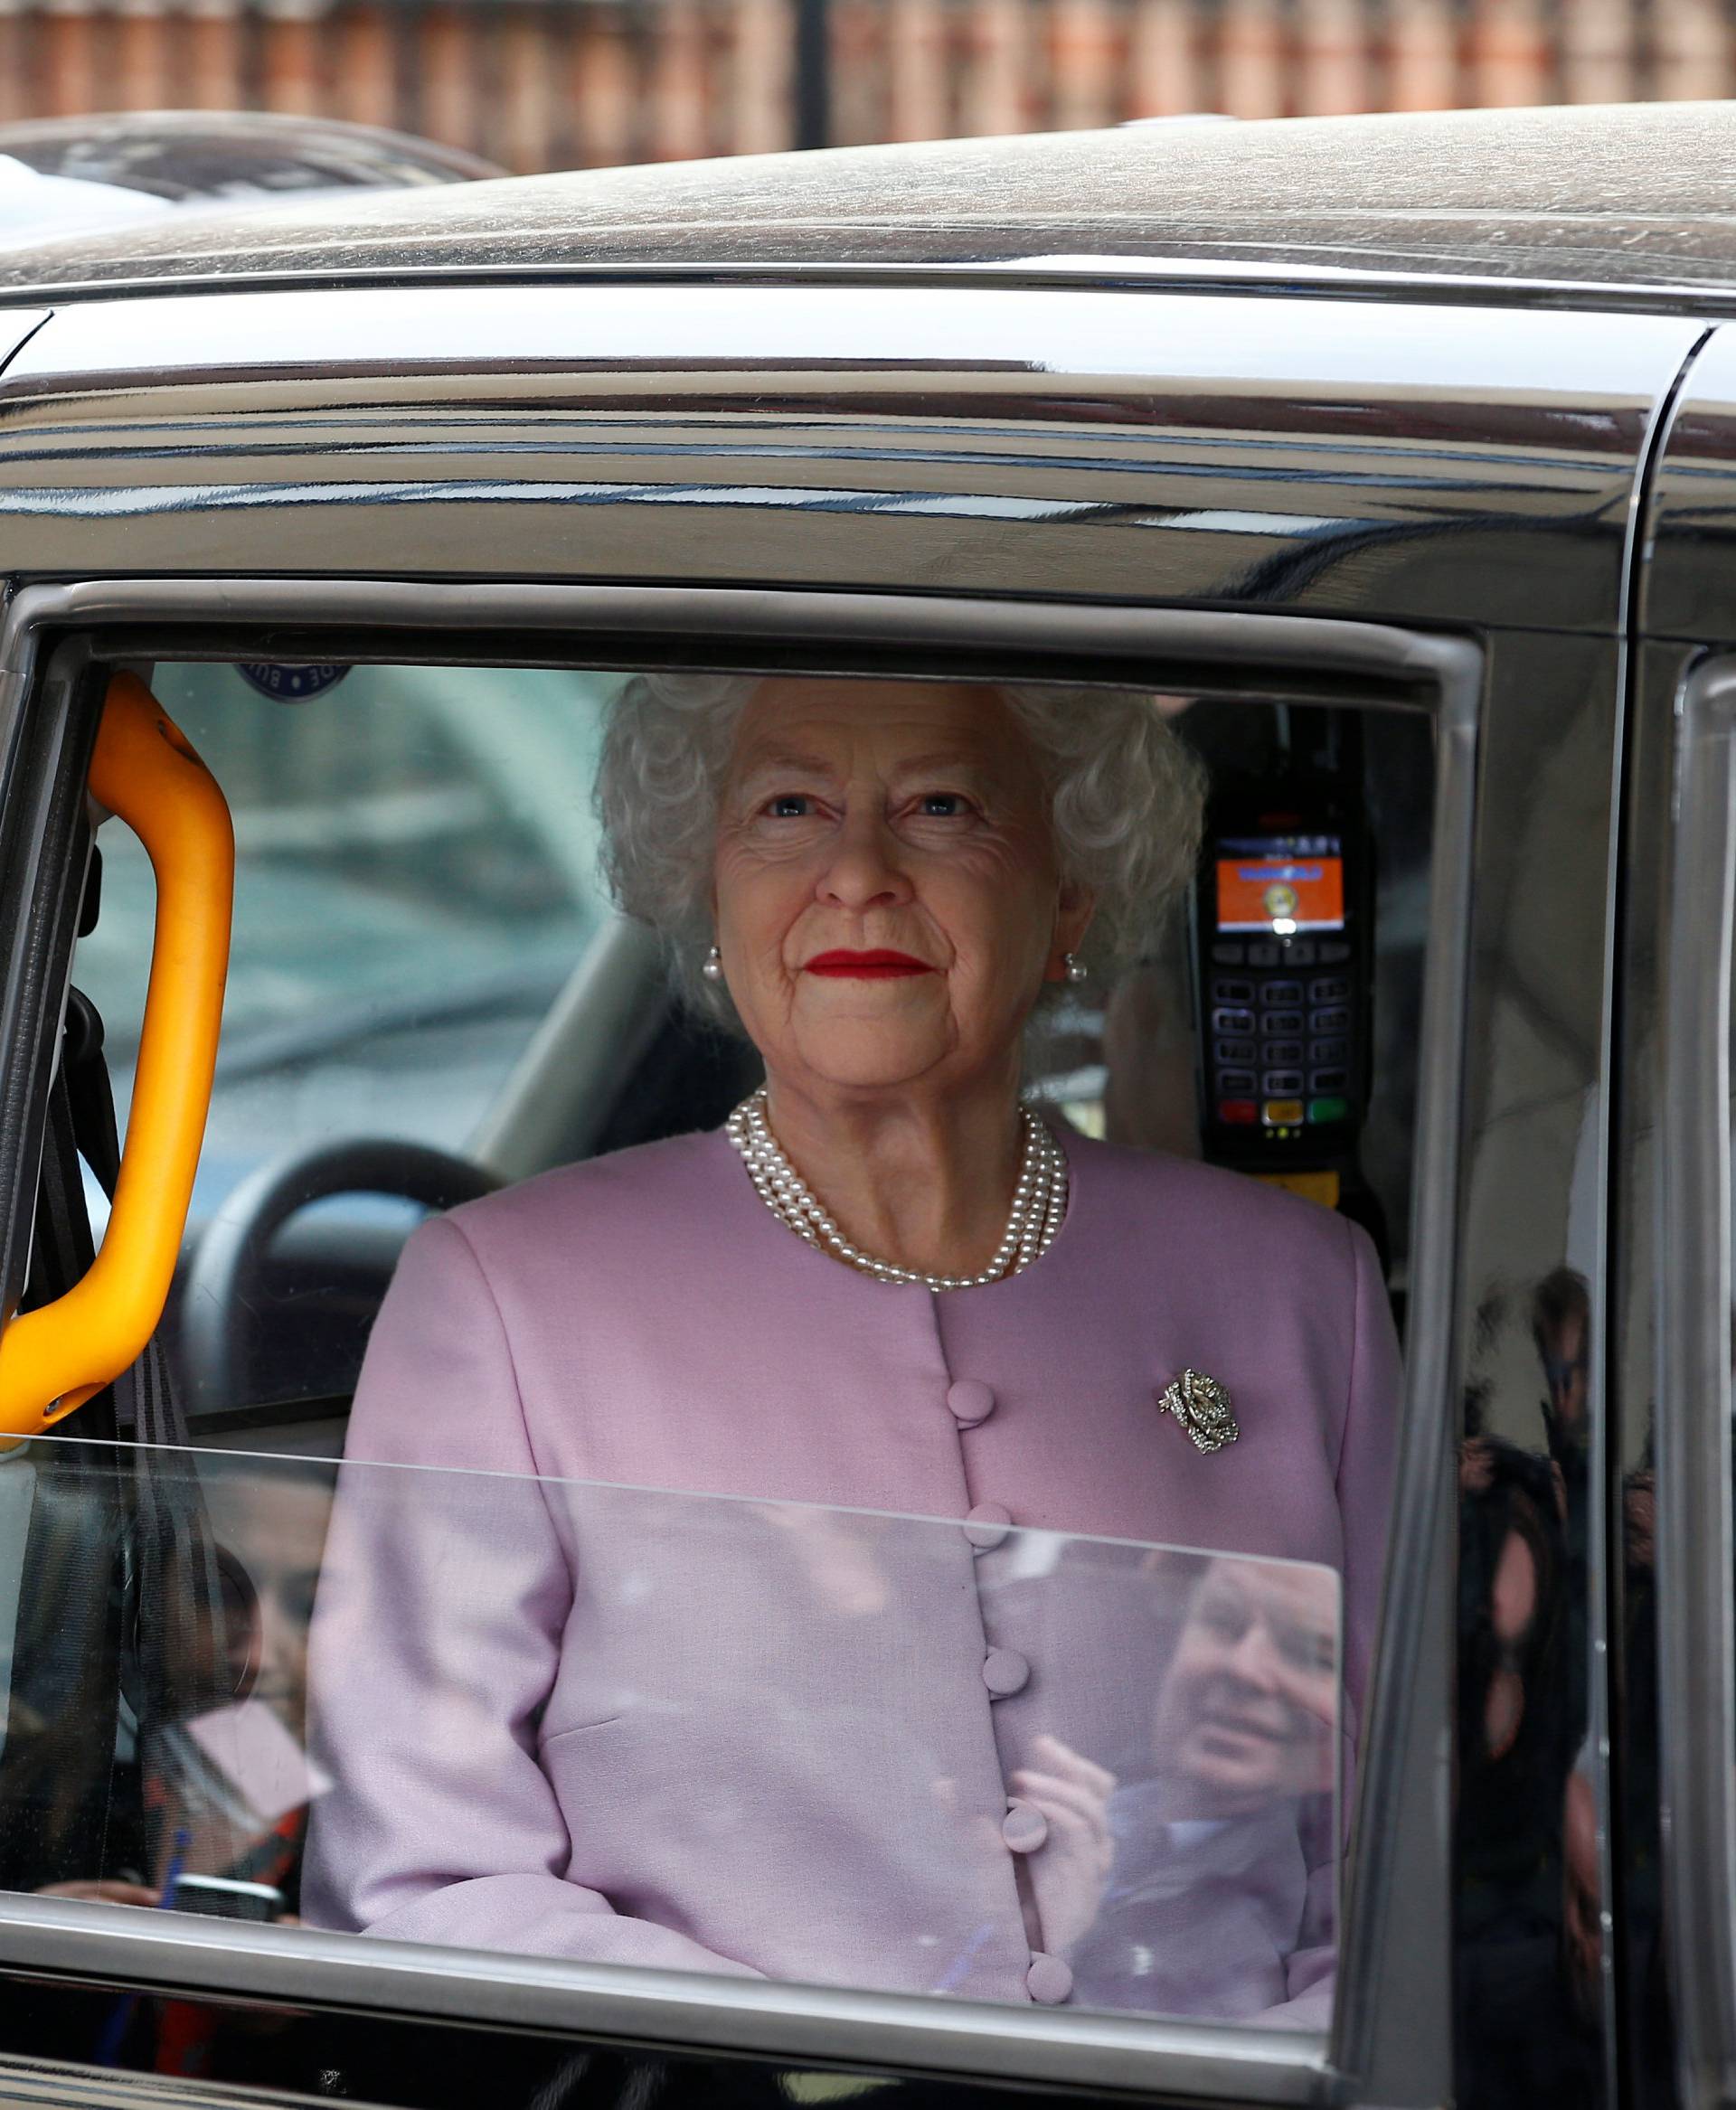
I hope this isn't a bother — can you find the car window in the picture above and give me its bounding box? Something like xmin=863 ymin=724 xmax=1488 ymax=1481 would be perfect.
xmin=71 ymin=662 xmax=623 ymax=1413
xmin=71 ymin=663 xmax=1431 ymax=1427
xmin=79 ymin=661 xmax=616 ymax=1205
xmin=0 ymin=652 xmax=1450 ymax=2089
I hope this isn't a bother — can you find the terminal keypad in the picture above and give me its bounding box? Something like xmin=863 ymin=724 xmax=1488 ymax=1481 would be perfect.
xmin=1207 ymin=937 xmax=1355 ymax=1131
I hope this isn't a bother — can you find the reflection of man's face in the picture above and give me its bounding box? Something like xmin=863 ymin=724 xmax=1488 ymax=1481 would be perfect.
xmin=1156 ymin=1561 xmax=1338 ymax=1809
xmin=1540 ymin=1311 xmax=1589 ymax=1434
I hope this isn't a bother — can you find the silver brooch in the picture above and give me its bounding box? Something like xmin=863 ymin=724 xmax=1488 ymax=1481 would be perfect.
xmin=1158 ymin=1369 xmax=1240 ymax=1454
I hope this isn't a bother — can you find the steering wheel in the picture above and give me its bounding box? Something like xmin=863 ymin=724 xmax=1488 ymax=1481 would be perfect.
xmin=181 ymin=1137 xmax=499 ymax=1414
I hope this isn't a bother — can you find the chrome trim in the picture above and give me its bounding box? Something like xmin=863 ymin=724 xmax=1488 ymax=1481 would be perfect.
xmin=1658 ymin=652 xmax=1736 ymax=2110
xmin=0 ymin=310 xmax=48 ymax=379
xmin=0 ymin=1893 xmax=1326 ymax=2100
xmin=0 ymin=579 xmax=1482 ymax=2105
xmin=0 ymin=577 xmax=1478 ymax=704
xmin=5 ymin=255 xmax=1736 ymax=325
xmin=1638 ymin=322 xmax=1736 ymax=646
xmin=1330 ymin=617 xmax=1479 ymax=2110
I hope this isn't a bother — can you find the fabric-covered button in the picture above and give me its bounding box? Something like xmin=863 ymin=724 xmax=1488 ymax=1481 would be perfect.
xmin=947 ymin=1380 xmax=996 ymax=1427
xmin=964 ymin=1502 xmax=1012 ymax=1550
xmin=1002 ymin=1800 xmax=1048 ymax=1852
xmin=1026 ymin=1953 xmax=1073 ymax=2004
xmin=982 ymin=1647 xmax=1030 ymax=1697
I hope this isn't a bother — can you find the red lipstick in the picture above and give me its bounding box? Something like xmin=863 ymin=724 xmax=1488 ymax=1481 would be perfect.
xmin=804 ymin=948 xmax=936 ymax=979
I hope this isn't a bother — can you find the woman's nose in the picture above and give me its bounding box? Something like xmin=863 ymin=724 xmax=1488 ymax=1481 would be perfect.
xmin=817 ymin=815 xmax=912 ymax=910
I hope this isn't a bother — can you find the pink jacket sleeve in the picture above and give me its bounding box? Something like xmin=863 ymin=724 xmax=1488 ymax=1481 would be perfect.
xmin=299 ymin=1214 xmax=760 ymax=1977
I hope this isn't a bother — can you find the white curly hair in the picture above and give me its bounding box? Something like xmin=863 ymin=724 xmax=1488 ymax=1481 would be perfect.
xmin=595 ymin=671 xmax=1207 ymax=1015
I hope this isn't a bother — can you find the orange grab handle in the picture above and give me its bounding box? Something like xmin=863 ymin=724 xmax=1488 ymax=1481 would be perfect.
xmin=0 ymin=672 xmax=233 ymax=1436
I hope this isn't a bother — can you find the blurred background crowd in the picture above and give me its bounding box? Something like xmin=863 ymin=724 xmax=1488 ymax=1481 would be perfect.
xmin=0 ymin=0 xmax=1729 ymax=178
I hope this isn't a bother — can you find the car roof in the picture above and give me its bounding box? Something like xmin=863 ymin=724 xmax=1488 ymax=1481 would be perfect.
xmin=0 ymin=100 xmax=1733 ymax=306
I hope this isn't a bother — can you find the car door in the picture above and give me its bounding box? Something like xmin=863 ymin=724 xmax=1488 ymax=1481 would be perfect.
xmin=1609 ymin=319 xmax=1736 ymax=2110
xmin=0 ymin=269 xmax=1699 ymax=2110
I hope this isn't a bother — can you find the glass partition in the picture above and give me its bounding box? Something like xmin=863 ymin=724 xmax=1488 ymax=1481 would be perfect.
xmin=0 ymin=1436 xmax=1341 ymax=2035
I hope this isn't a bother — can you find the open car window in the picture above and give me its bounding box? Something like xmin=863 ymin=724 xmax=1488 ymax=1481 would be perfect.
xmin=74 ymin=662 xmax=639 ymax=1421
xmin=80 ymin=661 xmax=618 ymax=1221
xmin=66 ymin=662 xmax=1432 ymax=1434
xmin=0 ymin=626 xmax=1468 ymax=2100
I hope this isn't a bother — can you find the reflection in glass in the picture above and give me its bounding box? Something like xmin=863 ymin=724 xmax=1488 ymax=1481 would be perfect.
xmin=0 ymin=1441 xmax=1341 ymax=2031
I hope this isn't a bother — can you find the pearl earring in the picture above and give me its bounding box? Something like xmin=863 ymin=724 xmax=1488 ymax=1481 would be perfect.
xmin=702 ymin=945 xmax=723 ymax=983
xmin=1064 ymin=952 xmax=1087 ymax=984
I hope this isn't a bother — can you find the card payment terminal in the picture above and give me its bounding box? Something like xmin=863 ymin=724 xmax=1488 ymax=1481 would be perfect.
xmin=1192 ymin=776 xmax=1373 ymax=1210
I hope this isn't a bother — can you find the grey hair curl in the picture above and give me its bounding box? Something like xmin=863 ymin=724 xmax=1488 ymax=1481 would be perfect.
xmin=595 ymin=672 xmax=1207 ymax=1014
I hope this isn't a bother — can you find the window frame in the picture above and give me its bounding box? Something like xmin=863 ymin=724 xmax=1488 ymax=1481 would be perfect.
xmin=0 ymin=577 xmax=1482 ymax=2106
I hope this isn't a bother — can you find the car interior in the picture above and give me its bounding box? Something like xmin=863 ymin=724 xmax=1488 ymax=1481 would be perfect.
xmin=0 ymin=647 xmax=1438 ymax=2021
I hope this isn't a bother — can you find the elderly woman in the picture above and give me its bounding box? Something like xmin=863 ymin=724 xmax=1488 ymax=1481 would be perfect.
xmin=302 ymin=674 xmax=1399 ymax=2023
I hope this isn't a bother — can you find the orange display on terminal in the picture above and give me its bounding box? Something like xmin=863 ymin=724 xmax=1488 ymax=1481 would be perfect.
xmin=1216 ymin=854 xmax=1344 ymax=934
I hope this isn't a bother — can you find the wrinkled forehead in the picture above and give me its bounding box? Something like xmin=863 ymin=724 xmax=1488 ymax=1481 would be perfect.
xmin=727 ymin=675 xmax=1026 ymax=777
xmin=1194 ymin=1557 xmax=1338 ymax=1632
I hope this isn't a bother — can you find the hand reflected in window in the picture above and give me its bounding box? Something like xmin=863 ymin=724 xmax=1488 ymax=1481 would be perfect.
xmin=1009 ymin=1734 xmax=1117 ymax=1954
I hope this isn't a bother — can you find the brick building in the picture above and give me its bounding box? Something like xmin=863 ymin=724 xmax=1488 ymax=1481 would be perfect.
xmin=0 ymin=0 xmax=1729 ymax=174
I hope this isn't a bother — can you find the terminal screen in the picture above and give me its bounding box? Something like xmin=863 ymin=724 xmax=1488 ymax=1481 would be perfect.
xmin=1215 ymin=834 xmax=1345 ymax=935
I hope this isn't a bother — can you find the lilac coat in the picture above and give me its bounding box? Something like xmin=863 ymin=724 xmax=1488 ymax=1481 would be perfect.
xmin=302 ymin=1125 xmax=1399 ymax=2021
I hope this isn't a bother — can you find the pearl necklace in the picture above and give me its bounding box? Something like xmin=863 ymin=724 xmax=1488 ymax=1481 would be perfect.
xmin=725 ymin=1088 xmax=1069 ymax=1291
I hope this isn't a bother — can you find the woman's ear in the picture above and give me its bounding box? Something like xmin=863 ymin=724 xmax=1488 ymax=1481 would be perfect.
xmin=1043 ymin=882 xmax=1098 ymax=982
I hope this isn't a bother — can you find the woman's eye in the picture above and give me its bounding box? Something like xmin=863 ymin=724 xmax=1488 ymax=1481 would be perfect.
xmin=764 ymin=794 xmax=812 ymax=819
xmin=915 ymin=792 xmax=970 ymax=818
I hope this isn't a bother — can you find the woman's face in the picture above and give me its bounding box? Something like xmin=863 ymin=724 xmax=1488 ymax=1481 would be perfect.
xmin=713 ymin=679 xmax=1091 ymax=1097
xmin=208 ymin=1474 xmax=332 ymax=1734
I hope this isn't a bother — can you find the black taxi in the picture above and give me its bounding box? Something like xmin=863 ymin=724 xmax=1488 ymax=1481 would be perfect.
xmin=0 ymin=94 xmax=1724 ymax=2110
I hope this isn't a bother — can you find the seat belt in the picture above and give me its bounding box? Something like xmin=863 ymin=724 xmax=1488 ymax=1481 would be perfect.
xmin=64 ymin=990 xmax=238 ymax=1723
